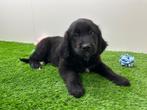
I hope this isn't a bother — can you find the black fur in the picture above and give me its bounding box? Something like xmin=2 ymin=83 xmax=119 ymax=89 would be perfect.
xmin=20 ymin=18 xmax=130 ymax=98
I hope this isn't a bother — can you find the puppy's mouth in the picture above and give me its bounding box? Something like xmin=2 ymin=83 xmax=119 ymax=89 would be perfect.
xmin=74 ymin=47 xmax=96 ymax=61
xmin=79 ymin=49 xmax=96 ymax=61
xmin=82 ymin=52 xmax=91 ymax=61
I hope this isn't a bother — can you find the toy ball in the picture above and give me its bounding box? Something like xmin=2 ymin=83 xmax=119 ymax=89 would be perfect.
xmin=119 ymin=54 xmax=135 ymax=67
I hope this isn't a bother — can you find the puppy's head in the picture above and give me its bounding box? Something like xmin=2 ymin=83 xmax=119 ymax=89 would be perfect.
xmin=62 ymin=18 xmax=107 ymax=60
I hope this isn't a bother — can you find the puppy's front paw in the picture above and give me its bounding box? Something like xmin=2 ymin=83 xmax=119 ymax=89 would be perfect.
xmin=113 ymin=77 xmax=131 ymax=86
xmin=68 ymin=84 xmax=84 ymax=98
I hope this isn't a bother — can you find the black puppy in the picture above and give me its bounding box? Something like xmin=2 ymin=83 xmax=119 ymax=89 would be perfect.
xmin=20 ymin=18 xmax=130 ymax=98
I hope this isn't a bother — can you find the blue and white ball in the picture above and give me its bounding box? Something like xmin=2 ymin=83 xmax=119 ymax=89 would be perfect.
xmin=119 ymin=54 xmax=134 ymax=67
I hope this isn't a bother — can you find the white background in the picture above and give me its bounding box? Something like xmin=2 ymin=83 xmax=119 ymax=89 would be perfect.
xmin=0 ymin=0 xmax=147 ymax=53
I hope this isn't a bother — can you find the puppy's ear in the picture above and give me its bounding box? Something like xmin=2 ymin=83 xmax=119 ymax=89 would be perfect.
xmin=60 ymin=31 xmax=70 ymax=58
xmin=96 ymin=26 xmax=108 ymax=55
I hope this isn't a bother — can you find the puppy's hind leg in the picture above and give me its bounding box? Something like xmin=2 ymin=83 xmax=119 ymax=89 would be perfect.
xmin=29 ymin=42 xmax=49 ymax=69
xmin=20 ymin=55 xmax=41 ymax=69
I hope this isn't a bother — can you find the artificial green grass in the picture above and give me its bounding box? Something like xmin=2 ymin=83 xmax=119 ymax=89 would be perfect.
xmin=0 ymin=41 xmax=147 ymax=110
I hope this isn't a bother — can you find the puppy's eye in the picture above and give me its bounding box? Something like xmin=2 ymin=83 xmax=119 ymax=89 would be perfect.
xmin=89 ymin=31 xmax=95 ymax=35
xmin=73 ymin=33 xmax=79 ymax=37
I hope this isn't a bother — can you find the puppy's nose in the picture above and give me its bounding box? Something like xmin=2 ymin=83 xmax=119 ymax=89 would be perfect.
xmin=81 ymin=43 xmax=91 ymax=51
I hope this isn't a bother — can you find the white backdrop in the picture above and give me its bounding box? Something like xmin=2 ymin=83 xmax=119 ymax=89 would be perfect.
xmin=0 ymin=0 xmax=147 ymax=53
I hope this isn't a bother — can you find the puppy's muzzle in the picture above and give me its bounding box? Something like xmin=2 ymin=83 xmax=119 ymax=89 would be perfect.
xmin=81 ymin=43 xmax=92 ymax=52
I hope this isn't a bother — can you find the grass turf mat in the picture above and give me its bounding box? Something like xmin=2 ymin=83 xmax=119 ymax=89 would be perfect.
xmin=0 ymin=41 xmax=147 ymax=110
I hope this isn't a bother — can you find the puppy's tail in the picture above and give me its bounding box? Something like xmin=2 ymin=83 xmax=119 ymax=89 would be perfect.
xmin=20 ymin=58 xmax=30 ymax=63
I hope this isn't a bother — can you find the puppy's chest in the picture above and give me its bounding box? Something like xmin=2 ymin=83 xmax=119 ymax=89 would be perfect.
xmin=70 ymin=58 xmax=97 ymax=73
xmin=85 ymin=68 xmax=90 ymax=72
xmin=75 ymin=63 xmax=96 ymax=73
